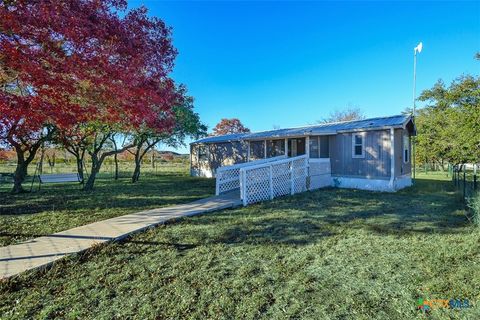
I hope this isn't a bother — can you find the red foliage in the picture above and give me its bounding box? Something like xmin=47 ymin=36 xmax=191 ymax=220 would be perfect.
xmin=212 ymin=118 xmax=251 ymax=136
xmin=0 ymin=149 xmax=8 ymax=161
xmin=0 ymin=148 xmax=15 ymax=161
xmin=0 ymin=0 xmax=179 ymax=150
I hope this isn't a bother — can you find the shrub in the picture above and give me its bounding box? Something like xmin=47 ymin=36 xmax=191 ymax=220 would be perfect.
xmin=467 ymin=191 xmax=480 ymax=226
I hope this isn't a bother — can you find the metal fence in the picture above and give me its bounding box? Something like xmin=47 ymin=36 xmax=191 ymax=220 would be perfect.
xmin=452 ymin=165 xmax=478 ymax=201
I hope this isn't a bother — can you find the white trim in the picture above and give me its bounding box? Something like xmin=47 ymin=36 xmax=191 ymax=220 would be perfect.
xmin=216 ymin=155 xmax=286 ymax=172
xmin=306 ymin=136 xmax=310 ymax=158
xmin=264 ymin=139 xmax=267 ymax=159
xmin=309 ymin=158 xmax=330 ymax=163
xmin=352 ymin=132 xmax=365 ymax=158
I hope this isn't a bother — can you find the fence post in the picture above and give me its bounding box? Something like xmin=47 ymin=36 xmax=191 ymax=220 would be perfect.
xmin=290 ymin=161 xmax=294 ymax=195
xmin=240 ymin=169 xmax=248 ymax=206
xmin=215 ymin=171 xmax=220 ymax=196
xmin=269 ymin=165 xmax=273 ymax=200
xmin=463 ymin=170 xmax=466 ymax=199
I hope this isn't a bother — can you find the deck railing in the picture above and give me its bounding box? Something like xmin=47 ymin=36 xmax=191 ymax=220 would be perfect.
xmin=215 ymin=155 xmax=287 ymax=195
xmin=239 ymin=155 xmax=308 ymax=206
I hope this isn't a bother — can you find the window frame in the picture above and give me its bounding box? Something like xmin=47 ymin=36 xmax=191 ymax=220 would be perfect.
xmin=197 ymin=145 xmax=208 ymax=162
xmin=352 ymin=133 xmax=365 ymax=158
xmin=309 ymin=137 xmax=320 ymax=158
xmin=319 ymin=136 xmax=330 ymax=158
xmin=403 ymin=133 xmax=410 ymax=163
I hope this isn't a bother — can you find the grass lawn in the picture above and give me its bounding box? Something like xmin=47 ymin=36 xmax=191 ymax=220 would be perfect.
xmin=0 ymin=163 xmax=215 ymax=246
xmin=1 ymin=173 xmax=479 ymax=319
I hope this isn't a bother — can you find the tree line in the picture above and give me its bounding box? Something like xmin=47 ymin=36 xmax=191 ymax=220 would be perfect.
xmin=0 ymin=1 xmax=206 ymax=193
xmin=414 ymin=58 xmax=479 ymax=170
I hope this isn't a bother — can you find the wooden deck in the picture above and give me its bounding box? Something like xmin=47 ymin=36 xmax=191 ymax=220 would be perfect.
xmin=0 ymin=192 xmax=241 ymax=279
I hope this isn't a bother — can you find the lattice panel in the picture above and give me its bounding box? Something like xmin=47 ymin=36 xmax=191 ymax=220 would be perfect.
xmin=272 ymin=162 xmax=291 ymax=197
xmin=244 ymin=166 xmax=270 ymax=204
xmin=215 ymin=155 xmax=288 ymax=195
xmin=217 ymin=168 xmax=240 ymax=194
xmin=242 ymin=155 xmax=308 ymax=205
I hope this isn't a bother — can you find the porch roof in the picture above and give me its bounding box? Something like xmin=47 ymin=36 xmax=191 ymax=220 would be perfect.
xmin=193 ymin=114 xmax=414 ymax=144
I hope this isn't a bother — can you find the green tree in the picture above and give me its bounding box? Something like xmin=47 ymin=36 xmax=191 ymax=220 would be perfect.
xmin=417 ymin=74 xmax=480 ymax=167
xmin=130 ymin=87 xmax=207 ymax=183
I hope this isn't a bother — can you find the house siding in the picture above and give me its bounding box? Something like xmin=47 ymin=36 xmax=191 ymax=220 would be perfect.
xmin=330 ymin=129 xmax=391 ymax=179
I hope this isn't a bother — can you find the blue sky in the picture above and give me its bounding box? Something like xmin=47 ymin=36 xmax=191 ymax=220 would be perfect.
xmin=129 ymin=1 xmax=479 ymax=153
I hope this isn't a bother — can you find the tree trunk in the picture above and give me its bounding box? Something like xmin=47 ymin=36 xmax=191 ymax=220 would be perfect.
xmin=76 ymin=154 xmax=84 ymax=182
xmin=114 ymin=152 xmax=119 ymax=180
xmin=151 ymin=149 xmax=155 ymax=169
xmin=132 ymin=157 xmax=141 ymax=183
xmin=83 ymin=140 xmax=135 ymax=191
xmin=12 ymin=151 xmax=28 ymax=193
xmin=83 ymin=153 xmax=102 ymax=191
xmin=38 ymin=148 xmax=45 ymax=175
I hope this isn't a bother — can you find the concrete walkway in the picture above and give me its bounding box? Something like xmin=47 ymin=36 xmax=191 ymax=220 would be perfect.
xmin=0 ymin=192 xmax=241 ymax=279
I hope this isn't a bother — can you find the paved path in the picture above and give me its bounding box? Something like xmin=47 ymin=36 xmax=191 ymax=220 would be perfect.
xmin=0 ymin=192 xmax=241 ymax=279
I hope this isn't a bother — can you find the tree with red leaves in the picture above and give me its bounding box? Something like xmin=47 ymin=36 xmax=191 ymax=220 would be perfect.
xmin=212 ymin=118 xmax=250 ymax=136
xmin=0 ymin=1 xmax=179 ymax=192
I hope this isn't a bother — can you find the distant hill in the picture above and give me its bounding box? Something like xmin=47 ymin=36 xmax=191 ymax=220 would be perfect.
xmin=157 ymin=151 xmax=181 ymax=156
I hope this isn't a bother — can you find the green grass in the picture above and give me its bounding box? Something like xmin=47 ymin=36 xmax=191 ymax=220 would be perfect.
xmin=0 ymin=162 xmax=215 ymax=246
xmin=1 ymin=172 xmax=479 ymax=319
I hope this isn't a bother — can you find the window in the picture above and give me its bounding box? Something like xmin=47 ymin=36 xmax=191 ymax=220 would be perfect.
xmin=309 ymin=136 xmax=330 ymax=158
xmin=352 ymin=133 xmax=365 ymax=158
xmin=320 ymin=136 xmax=329 ymax=158
xmin=403 ymin=134 xmax=410 ymax=163
xmin=309 ymin=137 xmax=319 ymax=158
xmin=198 ymin=145 xmax=208 ymax=162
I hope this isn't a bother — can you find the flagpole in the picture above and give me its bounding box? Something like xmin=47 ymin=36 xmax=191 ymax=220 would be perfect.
xmin=412 ymin=42 xmax=422 ymax=185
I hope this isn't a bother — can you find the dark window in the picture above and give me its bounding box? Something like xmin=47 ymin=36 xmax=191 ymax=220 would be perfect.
xmin=355 ymin=145 xmax=362 ymax=155
xmin=355 ymin=135 xmax=363 ymax=145
xmin=352 ymin=134 xmax=364 ymax=158
xmin=320 ymin=136 xmax=329 ymax=158
xmin=198 ymin=145 xmax=208 ymax=161
xmin=403 ymin=134 xmax=410 ymax=163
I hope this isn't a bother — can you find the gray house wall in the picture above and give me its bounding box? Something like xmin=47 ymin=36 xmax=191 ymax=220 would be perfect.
xmin=191 ymin=128 xmax=413 ymax=180
xmin=330 ymin=129 xmax=391 ymax=179
xmin=190 ymin=141 xmax=248 ymax=177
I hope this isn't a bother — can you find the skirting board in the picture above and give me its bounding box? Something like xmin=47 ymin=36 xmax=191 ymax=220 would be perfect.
xmin=332 ymin=176 xmax=411 ymax=192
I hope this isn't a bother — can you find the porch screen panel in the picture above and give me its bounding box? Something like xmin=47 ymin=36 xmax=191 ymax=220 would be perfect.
xmin=267 ymin=139 xmax=285 ymax=158
xmin=250 ymin=141 xmax=265 ymax=160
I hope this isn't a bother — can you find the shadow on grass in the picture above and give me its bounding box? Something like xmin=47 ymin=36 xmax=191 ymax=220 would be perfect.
xmin=0 ymin=175 xmax=215 ymax=216
xmin=162 ymin=177 xmax=470 ymax=248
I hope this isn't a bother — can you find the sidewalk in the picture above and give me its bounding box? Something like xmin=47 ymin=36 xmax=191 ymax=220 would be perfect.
xmin=0 ymin=192 xmax=241 ymax=279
